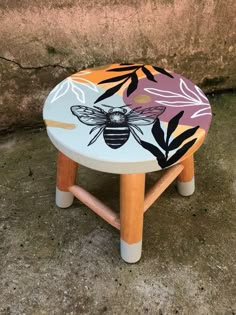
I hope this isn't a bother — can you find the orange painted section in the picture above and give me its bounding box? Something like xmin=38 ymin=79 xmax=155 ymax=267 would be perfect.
xmin=71 ymin=64 xmax=166 ymax=85
xmin=45 ymin=119 xmax=76 ymax=129
xmin=169 ymin=124 xmax=206 ymax=163
xmin=179 ymin=133 xmax=205 ymax=163
xmin=178 ymin=155 xmax=194 ymax=182
xmin=70 ymin=64 xmax=171 ymax=97
xmin=57 ymin=151 xmax=78 ymax=191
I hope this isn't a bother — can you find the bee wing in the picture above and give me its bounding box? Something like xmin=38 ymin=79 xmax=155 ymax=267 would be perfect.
xmin=127 ymin=106 xmax=166 ymax=125
xmin=71 ymin=105 xmax=107 ymax=126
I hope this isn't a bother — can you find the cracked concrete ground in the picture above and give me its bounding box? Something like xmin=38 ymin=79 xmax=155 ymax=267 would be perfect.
xmin=0 ymin=93 xmax=236 ymax=314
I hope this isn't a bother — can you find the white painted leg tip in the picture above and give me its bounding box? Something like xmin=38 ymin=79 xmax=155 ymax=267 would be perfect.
xmin=56 ymin=187 xmax=74 ymax=208
xmin=177 ymin=177 xmax=195 ymax=196
xmin=120 ymin=240 xmax=142 ymax=263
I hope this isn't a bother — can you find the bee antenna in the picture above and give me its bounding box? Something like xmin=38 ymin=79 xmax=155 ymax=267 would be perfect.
xmin=120 ymin=104 xmax=132 ymax=108
xmin=101 ymin=104 xmax=113 ymax=108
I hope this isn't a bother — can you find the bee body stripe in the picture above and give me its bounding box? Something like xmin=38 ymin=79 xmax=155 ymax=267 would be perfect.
xmin=105 ymin=127 xmax=128 ymax=132
xmin=105 ymin=134 xmax=128 ymax=137
xmin=104 ymin=126 xmax=130 ymax=149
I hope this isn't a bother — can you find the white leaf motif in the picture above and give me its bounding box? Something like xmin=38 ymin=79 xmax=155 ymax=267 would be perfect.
xmin=153 ymin=100 xmax=199 ymax=106
xmin=180 ymin=78 xmax=201 ymax=102
xmin=73 ymin=77 xmax=98 ymax=92
xmin=145 ymin=88 xmax=183 ymax=99
xmin=50 ymin=80 xmax=70 ymax=103
xmin=76 ymin=71 xmax=91 ymax=76
xmin=71 ymin=71 xmax=98 ymax=92
xmin=195 ymin=86 xmax=208 ymax=101
xmin=191 ymin=108 xmax=212 ymax=118
xmin=71 ymin=82 xmax=85 ymax=103
xmin=144 ymin=78 xmax=212 ymax=119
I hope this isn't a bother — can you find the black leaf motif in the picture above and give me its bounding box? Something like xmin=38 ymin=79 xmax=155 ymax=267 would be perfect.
xmin=153 ymin=66 xmax=174 ymax=78
xmin=166 ymin=111 xmax=184 ymax=143
xmin=168 ymin=126 xmax=199 ymax=150
xmin=94 ymin=63 xmax=173 ymax=103
xmin=107 ymin=65 xmax=140 ymax=72
xmin=157 ymin=159 xmax=168 ymax=169
xmin=94 ymin=81 xmax=124 ymax=104
xmin=127 ymin=73 xmax=138 ymax=97
xmin=140 ymin=111 xmax=199 ymax=169
xmin=98 ymin=74 xmax=130 ymax=84
xmin=140 ymin=140 xmax=165 ymax=161
xmin=141 ymin=66 xmax=157 ymax=82
xmin=151 ymin=118 xmax=166 ymax=150
xmin=164 ymin=138 xmax=197 ymax=167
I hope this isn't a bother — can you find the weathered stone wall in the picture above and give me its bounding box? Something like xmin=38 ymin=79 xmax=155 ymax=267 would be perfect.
xmin=0 ymin=0 xmax=235 ymax=131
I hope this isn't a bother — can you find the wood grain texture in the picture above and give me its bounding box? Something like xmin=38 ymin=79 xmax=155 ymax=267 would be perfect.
xmin=178 ymin=155 xmax=194 ymax=182
xmin=56 ymin=151 xmax=78 ymax=191
xmin=120 ymin=173 xmax=145 ymax=244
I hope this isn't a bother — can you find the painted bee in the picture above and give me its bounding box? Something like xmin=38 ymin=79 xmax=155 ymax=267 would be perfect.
xmin=71 ymin=104 xmax=165 ymax=149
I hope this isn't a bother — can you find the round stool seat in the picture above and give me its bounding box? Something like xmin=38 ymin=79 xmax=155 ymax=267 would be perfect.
xmin=43 ymin=64 xmax=212 ymax=174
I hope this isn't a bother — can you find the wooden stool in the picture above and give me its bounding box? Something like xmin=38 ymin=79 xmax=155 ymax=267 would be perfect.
xmin=43 ymin=64 xmax=211 ymax=263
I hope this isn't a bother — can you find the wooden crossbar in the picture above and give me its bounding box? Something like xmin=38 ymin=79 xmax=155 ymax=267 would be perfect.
xmin=69 ymin=185 xmax=121 ymax=230
xmin=69 ymin=164 xmax=184 ymax=230
xmin=144 ymin=164 xmax=184 ymax=212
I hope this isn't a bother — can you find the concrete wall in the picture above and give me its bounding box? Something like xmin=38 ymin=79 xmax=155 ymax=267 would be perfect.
xmin=0 ymin=0 xmax=235 ymax=131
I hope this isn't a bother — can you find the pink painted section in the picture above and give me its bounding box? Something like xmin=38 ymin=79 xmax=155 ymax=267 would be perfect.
xmin=123 ymin=73 xmax=212 ymax=132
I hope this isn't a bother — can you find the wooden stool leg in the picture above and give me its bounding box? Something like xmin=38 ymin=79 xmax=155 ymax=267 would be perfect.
xmin=177 ymin=155 xmax=195 ymax=196
xmin=120 ymin=173 xmax=145 ymax=263
xmin=56 ymin=151 xmax=78 ymax=208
